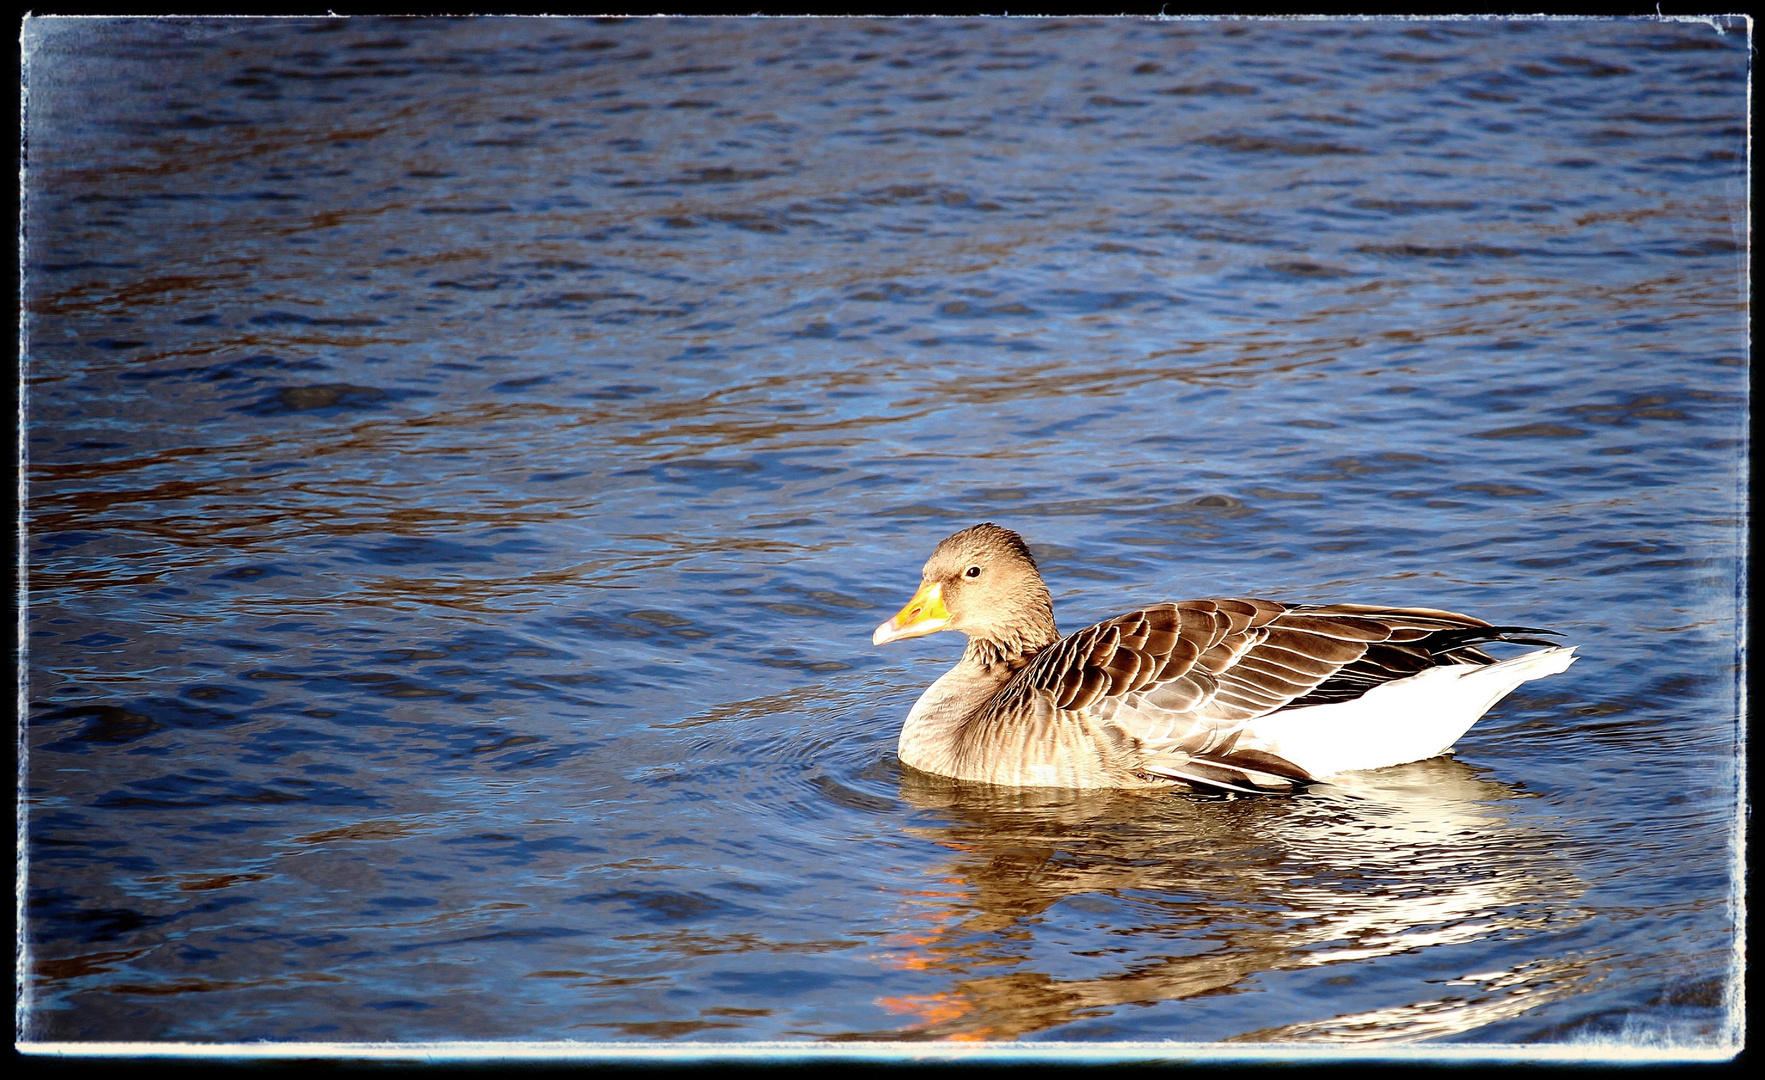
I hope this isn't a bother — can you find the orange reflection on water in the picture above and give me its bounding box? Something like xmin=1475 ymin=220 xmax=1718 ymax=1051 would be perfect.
xmin=877 ymin=992 xmax=983 ymax=1039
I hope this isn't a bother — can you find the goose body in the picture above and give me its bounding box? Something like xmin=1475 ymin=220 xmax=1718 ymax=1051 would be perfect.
xmin=872 ymin=523 xmax=1576 ymax=793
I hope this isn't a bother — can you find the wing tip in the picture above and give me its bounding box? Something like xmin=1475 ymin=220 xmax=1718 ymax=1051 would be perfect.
xmin=1141 ymin=753 xmax=1316 ymax=796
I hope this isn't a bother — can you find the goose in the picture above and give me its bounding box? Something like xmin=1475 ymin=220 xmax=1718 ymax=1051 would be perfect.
xmin=871 ymin=523 xmax=1576 ymax=793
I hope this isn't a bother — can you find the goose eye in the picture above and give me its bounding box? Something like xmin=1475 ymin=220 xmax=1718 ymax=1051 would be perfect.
xmin=964 ymin=565 xmax=982 ymax=578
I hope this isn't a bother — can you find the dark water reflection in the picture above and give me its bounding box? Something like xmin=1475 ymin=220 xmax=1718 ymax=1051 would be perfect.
xmin=21 ymin=15 xmax=1744 ymax=1053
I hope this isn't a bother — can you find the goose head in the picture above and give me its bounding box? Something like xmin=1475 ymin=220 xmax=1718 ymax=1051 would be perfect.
xmin=872 ymin=523 xmax=1059 ymax=658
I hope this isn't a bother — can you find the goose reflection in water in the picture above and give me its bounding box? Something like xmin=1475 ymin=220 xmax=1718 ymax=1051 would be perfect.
xmin=859 ymin=758 xmax=1588 ymax=1043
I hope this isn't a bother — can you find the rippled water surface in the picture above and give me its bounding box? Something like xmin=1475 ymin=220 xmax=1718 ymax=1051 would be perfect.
xmin=20 ymin=16 xmax=1747 ymax=1053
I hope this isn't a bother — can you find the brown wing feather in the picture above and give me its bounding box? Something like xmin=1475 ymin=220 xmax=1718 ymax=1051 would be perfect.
xmin=1277 ymin=604 xmax=1555 ymax=707
xmin=992 ymin=601 xmax=1237 ymax=721
xmin=997 ymin=600 xmax=1530 ymax=725
xmin=967 ymin=598 xmax=1553 ymax=791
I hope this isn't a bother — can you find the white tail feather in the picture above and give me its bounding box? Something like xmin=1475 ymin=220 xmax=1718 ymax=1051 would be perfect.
xmin=1240 ymin=646 xmax=1578 ymax=780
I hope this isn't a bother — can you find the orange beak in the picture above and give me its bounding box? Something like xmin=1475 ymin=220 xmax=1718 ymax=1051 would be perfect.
xmin=872 ymin=581 xmax=951 ymax=645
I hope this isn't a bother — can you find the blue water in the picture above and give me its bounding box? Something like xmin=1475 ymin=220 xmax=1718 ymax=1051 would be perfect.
xmin=20 ymin=15 xmax=1746 ymax=1053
